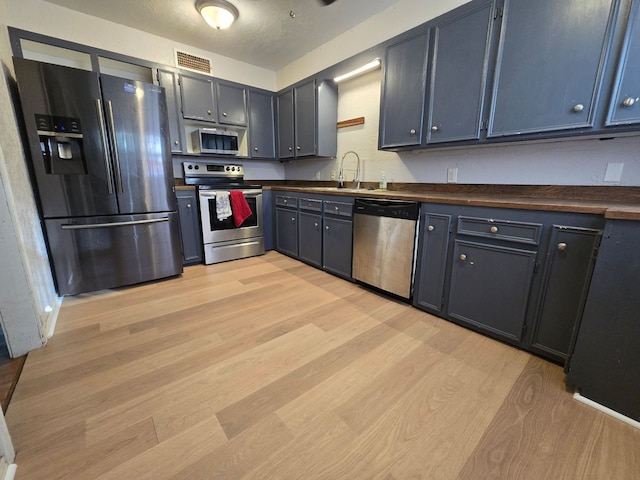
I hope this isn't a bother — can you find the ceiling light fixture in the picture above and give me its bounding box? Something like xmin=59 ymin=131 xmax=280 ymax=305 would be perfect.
xmin=333 ymin=58 xmax=381 ymax=83
xmin=196 ymin=0 xmax=239 ymax=30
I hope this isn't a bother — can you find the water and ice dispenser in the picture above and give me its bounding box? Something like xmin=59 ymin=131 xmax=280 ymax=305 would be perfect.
xmin=35 ymin=114 xmax=87 ymax=175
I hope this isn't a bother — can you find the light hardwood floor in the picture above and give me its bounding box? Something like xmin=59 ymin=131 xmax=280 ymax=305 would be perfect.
xmin=6 ymin=251 xmax=640 ymax=479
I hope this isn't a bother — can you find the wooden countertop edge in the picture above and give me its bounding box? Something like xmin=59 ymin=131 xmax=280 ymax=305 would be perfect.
xmin=263 ymin=186 xmax=640 ymax=220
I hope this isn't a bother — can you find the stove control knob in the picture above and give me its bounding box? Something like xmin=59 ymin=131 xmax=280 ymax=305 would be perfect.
xmin=187 ymin=165 xmax=193 ymax=170
xmin=194 ymin=165 xmax=199 ymax=170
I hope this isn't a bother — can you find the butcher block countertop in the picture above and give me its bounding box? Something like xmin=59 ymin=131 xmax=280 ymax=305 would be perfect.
xmin=262 ymin=183 xmax=640 ymax=221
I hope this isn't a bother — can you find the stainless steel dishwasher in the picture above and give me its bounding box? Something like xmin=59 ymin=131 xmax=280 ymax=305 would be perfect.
xmin=352 ymin=198 xmax=419 ymax=299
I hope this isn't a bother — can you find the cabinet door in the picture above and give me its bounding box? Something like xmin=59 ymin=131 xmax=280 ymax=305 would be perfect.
xmin=294 ymin=80 xmax=316 ymax=157
xmin=277 ymin=90 xmax=295 ymax=159
xmin=323 ymin=217 xmax=353 ymax=279
xmin=529 ymin=226 xmax=601 ymax=363
xmin=447 ymin=240 xmax=536 ymax=343
xmin=427 ymin=2 xmax=494 ymax=143
xmin=276 ymin=207 xmax=298 ymax=257
xmin=413 ymin=213 xmax=451 ymax=313
xmin=217 ymin=82 xmax=247 ymax=126
xmin=180 ymin=74 xmax=216 ymax=122
xmin=298 ymin=212 xmax=322 ymax=267
xmin=379 ymin=33 xmax=429 ymax=148
xmin=248 ymin=90 xmax=276 ymax=159
xmin=176 ymin=190 xmax=203 ymax=265
xmin=606 ymin=0 xmax=640 ymax=126
xmin=488 ymin=0 xmax=616 ymax=137
xmin=157 ymin=69 xmax=184 ymax=153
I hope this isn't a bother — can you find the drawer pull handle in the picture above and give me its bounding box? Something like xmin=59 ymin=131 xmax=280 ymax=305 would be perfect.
xmin=459 ymin=254 xmax=467 ymax=261
xmin=490 ymin=226 xmax=499 ymax=233
xmin=557 ymin=242 xmax=568 ymax=251
xmin=428 ymin=225 xmax=435 ymax=232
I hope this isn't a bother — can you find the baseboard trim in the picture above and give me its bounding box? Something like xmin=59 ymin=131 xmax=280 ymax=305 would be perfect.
xmin=574 ymin=391 xmax=640 ymax=429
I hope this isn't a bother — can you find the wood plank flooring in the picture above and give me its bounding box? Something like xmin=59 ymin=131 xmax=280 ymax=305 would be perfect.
xmin=5 ymin=251 xmax=640 ymax=479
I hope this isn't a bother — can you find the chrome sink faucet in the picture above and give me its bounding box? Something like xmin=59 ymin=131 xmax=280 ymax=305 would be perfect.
xmin=338 ymin=150 xmax=361 ymax=189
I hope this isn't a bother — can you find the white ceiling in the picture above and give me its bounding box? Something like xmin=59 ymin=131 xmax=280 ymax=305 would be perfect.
xmin=42 ymin=0 xmax=402 ymax=71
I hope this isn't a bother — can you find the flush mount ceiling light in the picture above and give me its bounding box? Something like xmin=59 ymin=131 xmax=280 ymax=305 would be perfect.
xmin=196 ymin=0 xmax=239 ymax=30
xmin=333 ymin=58 xmax=381 ymax=83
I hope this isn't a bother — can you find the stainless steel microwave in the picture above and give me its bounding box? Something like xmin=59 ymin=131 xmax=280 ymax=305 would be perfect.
xmin=191 ymin=128 xmax=239 ymax=155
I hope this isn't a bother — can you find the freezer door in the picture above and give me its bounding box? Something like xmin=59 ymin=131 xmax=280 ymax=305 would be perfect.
xmin=99 ymin=75 xmax=177 ymax=214
xmin=44 ymin=212 xmax=183 ymax=295
xmin=13 ymin=58 xmax=118 ymax=218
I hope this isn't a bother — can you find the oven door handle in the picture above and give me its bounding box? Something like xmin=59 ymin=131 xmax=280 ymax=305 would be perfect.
xmin=199 ymin=189 xmax=262 ymax=198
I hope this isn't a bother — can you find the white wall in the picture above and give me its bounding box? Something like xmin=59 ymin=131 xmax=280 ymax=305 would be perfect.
xmin=5 ymin=0 xmax=277 ymax=91
xmin=284 ymin=70 xmax=640 ymax=186
xmin=0 ymin=1 xmax=49 ymax=356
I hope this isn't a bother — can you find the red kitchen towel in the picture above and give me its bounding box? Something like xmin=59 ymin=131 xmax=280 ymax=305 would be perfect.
xmin=229 ymin=190 xmax=252 ymax=227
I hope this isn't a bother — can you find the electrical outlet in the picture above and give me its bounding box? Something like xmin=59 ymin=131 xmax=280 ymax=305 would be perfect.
xmin=315 ymin=171 xmax=321 ymax=180
xmin=330 ymin=170 xmax=336 ymax=181
xmin=604 ymin=162 xmax=624 ymax=182
xmin=447 ymin=167 xmax=458 ymax=183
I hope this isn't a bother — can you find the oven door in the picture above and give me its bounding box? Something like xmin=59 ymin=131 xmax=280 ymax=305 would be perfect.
xmin=199 ymin=189 xmax=263 ymax=244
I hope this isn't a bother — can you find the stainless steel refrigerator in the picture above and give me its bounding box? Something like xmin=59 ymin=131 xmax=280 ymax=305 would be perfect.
xmin=13 ymin=58 xmax=183 ymax=296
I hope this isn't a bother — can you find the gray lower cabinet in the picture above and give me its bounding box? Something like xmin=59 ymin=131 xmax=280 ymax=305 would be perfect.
xmin=488 ymin=0 xmax=616 ymax=137
xmin=379 ymin=33 xmax=429 ymax=149
xmin=426 ymin=0 xmax=494 ymax=144
xmin=175 ymin=189 xmax=203 ymax=265
xmin=248 ymin=90 xmax=276 ymax=159
xmin=413 ymin=212 xmax=452 ymax=313
xmin=413 ymin=203 xmax=604 ymax=363
xmin=566 ymin=219 xmax=640 ymax=422
xmin=526 ymin=226 xmax=602 ymax=363
xmin=273 ymin=191 xmax=353 ymax=279
xmin=448 ymin=239 xmax=537 ymax=343
xmin=322 ymin=201 xmax=353 ymax=279
xmin=275 ymin=193 xmax=298 ymax=257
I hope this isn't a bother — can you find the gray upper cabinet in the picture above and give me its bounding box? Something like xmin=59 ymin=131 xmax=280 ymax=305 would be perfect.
xmin=277 ymin=79 xmax=337 ymax=159
xmin=488 ymin=0 xmax=617 ymax=137
xmin=294 ymin=80 xmax=316 ymax=157
xmin=606 ymin=0 xmax=640 ymax=126
xmin=180 ymin=74 xmax=216 ymax=123
xmin=248 ymin=90 xmax=276 ymax=159
xmin=277 ymin=89 xmax=295 ymax=159
xmin=379 ymin=33 xmax=429 ymax=149
xmin=157 ymin=69 xmax=184 ymax=153
xmin=426 ymin=1 xmax=494 ymax=144
xmin=216 ymin=82 xmax=247 ymax=126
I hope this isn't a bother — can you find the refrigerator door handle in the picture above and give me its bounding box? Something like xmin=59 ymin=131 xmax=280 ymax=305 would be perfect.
xmin=95 ymin=99 xmax=114 ymax=195
xmin=60 ymin=217 xmax=170 ymax=230
xmin=105 ymin=100 xmax=124 ymax=194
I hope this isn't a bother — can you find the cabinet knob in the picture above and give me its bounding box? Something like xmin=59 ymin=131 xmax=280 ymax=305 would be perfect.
xmin=222 ymin=112 xmax=228 ymax=117
xmin=335 ymin=206 xmax=339 ymax=212
xmin=254 ymin=147 xmax=259 ymax=152
xmin=428 ymin=225 xmax=435 ymax=232
xmin=283 ymin=199 xmax=287 ymax=203
xmin=314 ymin=222 xmax=319 ymax=228
xmin=573 ymin=104 xmax=584 ymax=113
xmin=291 ymin=217 xmax=296 ymax=222
xmin=431 ymin=126 xmax=438 ymax=132
xmin=174 ymin=140 xmax=179 ymax=145
xmin=186 ymin=203 xmax=191 ymax=208
xmin=409 ymin=128 xmax=416 ymax=135
xmin=288 ymin=146 xmax=293 ymax=151
xmin=557 ymin=242 xmax=568 ymax=251
xmin=490 ymin=226 xmax=499 ymax=233
xmin=207 ymin=109 xmax=212 ymax=115
xmin=296 ymin=146 xmax=301 ymax=150
xmin=325 ymin=225 xmax=330 ymax=230
xmin=622 ymin=97 xmax=636 ymax=108
xmin=459 ymin=254 xmax=467 ymax=261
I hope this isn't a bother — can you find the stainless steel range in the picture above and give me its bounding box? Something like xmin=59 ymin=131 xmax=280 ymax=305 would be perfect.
xmin=183 ymin=161 xmax=264 ymax=265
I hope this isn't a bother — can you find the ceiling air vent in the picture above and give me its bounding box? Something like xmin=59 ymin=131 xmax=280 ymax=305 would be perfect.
xmin=174 ymin=50 xmax=212 ymax=75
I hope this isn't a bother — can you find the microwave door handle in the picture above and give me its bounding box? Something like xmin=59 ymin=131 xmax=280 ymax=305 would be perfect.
xmin=95 ymin=99 xmax=114 ymax=195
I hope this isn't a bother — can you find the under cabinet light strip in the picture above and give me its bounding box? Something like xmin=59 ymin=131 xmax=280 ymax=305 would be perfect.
xmin=333 ymin=58 xmax=381 ymax=83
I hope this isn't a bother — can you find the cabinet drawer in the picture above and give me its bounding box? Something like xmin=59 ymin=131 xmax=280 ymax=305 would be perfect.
xmin=457 ymin=215 xmax=542 ymax=245
xmin=275 ymin=194 xmax=297 ymax=208
xmin=324 ymin=201 xmax=353 ymax=218
xmin=299 ymin=197 xmax=322 ymax=212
